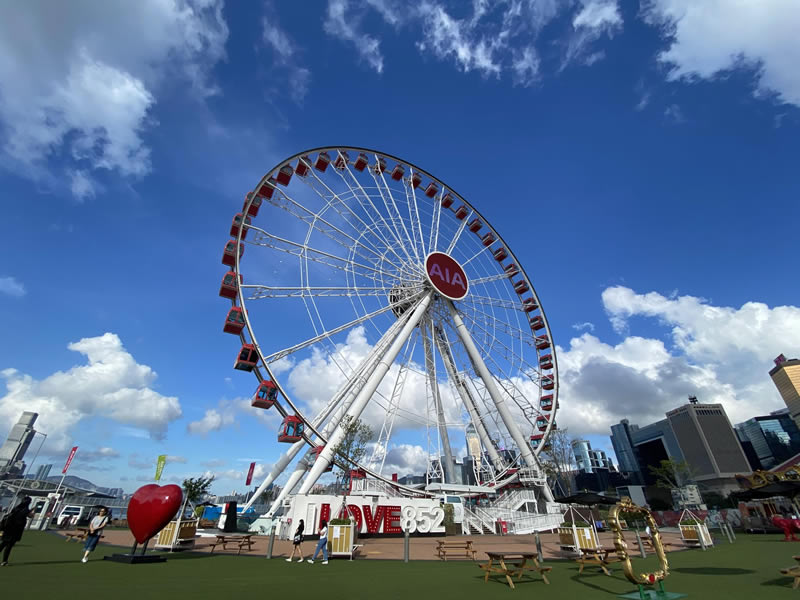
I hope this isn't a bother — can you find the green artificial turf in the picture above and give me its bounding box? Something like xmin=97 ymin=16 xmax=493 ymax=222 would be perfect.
xmin=1 ymin=531 xmax=799 ymax=599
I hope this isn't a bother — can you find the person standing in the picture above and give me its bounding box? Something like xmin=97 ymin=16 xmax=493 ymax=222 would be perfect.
xmin=307 ymin=519 xmax=328 ymax=564
xmin=0 ymin=496 xmax=32 ymax=566
xmin=81 ymin=507 xmax=109 ymax=563
xmin=286 ymin=519 xmax=305 ymax=562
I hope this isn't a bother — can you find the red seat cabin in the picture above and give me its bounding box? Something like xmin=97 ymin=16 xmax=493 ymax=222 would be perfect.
xmin=222 ymin=240 xmax=244 ymax=267
xmin=530 ymin=433 xmax=544 ymax=449
xmin=295 ymin=156 xmax=311 ymax=177
xmin=278 ymin=415 xmax=304 ymax=443
xmin=482 ymin=233 xmax=496 ymax=247
xmin=530 ymin=315 xmax=545 ymax=330
xmin=353 ymin=153 xmax=369 ymax=171
xmin=541 ymin=375 xmax=554 ymax=391
xmin=243 ymin=191 xmax=262 ymax=217
xmin=514 ymin=280 xmax=529 ymax=295
xmin=540 ymin=395 xmax=553 ymax=411
xmin=276 ymin=165 xmax=293 ymax=186
xmin=536 ymin=415 xmax=549 ymax=432
xmin=425 ymin=182 xmax=438 ymax=198
xmin=410 ymin=172 xmax=421 ymax=188
xmin=334 ymin=152 xmax=349 ymax=170
xmin=391 ymin=164 xmax=404 ymax=180
xmin=493 ymin=247 xmax=507 ymax=261
xmin=252 ymin=380 xmax=278 ymax=409
xmin=535 ymin=335 xmax=550 ymax=350
xmin=374 ymin=156 xmax=386 ymax=173
xmin=314 ymin=152 xmax=331 ymax=172
xmin=219 ymin=271 xmax=241 ymax=299
xmin=504 ymin=263 xmax=519 ymax=277
xmin=223 ymin=306 xmax=245 ymax=335
xmin=522 ymin=298 xmax=538 ymax=313
xmin=539 ymin=355 xmax=553 ymax=370
xmin=234 ymin=344 xmax=258 ymax=371
xmin=230 ymin=213 xmax=252 ymax=239
xmin=312 ymin=446 xmax=333 ymax=472
xmin=257 ymin=178 xmax=276 ymax=200
xmin=454 ymin=206 xmax=468 ymax=220
xmin=468 ymin=218 xmax=482 ymax=233
xmin=441 ymin=193 xmax=454 ymax=209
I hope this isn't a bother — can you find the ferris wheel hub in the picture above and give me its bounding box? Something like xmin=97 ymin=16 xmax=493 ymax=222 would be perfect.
xmin=424 ymin=252 xmax=469 ymax=300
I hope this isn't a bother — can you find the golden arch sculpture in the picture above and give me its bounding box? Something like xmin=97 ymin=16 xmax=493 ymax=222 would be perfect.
xmin=608 ymin=497 xmax=670 ymax=586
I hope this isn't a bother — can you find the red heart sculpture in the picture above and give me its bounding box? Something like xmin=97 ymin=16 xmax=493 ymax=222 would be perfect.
xmin=127 ymin=484 xmax=183 ymax=544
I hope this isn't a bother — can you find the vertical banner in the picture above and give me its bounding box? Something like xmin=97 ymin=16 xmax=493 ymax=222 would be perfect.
xmin=62 ymin=446 xmax=78 ymax=474
xmin=246 ymin=462 xmax=256 ymax=486
xmin=154 ymin=454 xmax=167 ymax=482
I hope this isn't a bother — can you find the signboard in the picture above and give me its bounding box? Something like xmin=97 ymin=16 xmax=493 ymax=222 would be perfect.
xmin=154 ymin=454 xmax=167 ymax=481
xmin=246 ymin=462 xmax=256 ymax=486
xmin=775 ymin=354 xmax=787 ymax=366
xmin=425 ymin=252 xmax=469 ymax=300
xmin=62 ymin=446 xmax=78 ymax=475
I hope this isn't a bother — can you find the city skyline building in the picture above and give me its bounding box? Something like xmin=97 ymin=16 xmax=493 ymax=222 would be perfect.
xmin=770 ymin=354 xmax=800 ymax=429
xmin=735 ymin=411 xmax=800 ymax=470
xmin=0 ymin=412 xmax=38 ymax=478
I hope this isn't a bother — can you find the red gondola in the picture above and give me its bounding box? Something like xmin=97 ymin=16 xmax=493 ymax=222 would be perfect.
xmin=530 ymin=315 xmax=545 ymax=329
xmin=425 ymin=182 xmax=438 ymax=198
xmin=514 ymin=280 xmax=529 ymax=295
xmin=295 ymin=156 xmax=311 ymax=177
xmin=222 ymin=240 xmax=244 ymax=267
xmin=468 ymin=218 xmax=482 ymax=233
xmin=234 ymin=344 xmax=258 ymax=371
xmin=540 ymin=395 xmax=553 ymax=411
xmin=522 ymin=298 xmax=538 ymax=313
xmin=334 ymin=151 xmax=349 ymax=170
xmin=493 ymin=247 xmax=507 ymax=261
xmin=353 ymin=153 xmax=369 ymax=171
xmin=230 ymin=213 xmax=252 ymax=239
xmin=454 ymin=206 xmax=468 ymax=220
xmin=223 ymin=306 xmax=245 ymax=334
xmin=278 ymin=415 xmax=304 ymax=443
xmin=535 ymin=335 xmax=550 ymax=350
xmin=314 ymin=152 xmax=331 ymax=172
xmin=410 ymin=172 xmax=421 ymax=188
xmin=530 ymin=433 xmax=544 ymax=448
xmin=539 ymin=355 xmax=553 ymax=370
xmin=536 ymin=415 xmax=549 ymax=431
xmin=312 ymin=446 xmax=333 ymax=472
xmin=243 ymin=192 xmax=262 ymax=217
xmin=504 ymin=263 xmax=519 ymax=277
xmin=219 ymin=271 xmax=242 ymax=298
xmin=541 ymin=375 xmax=554 ymax=391
xmin=391 ymin=164 xmax=404 ymax=180
xmin=252 ymin=380 xmax=278 ymax=409
xmin=276 ymin=165 xmax=293 ymax=186
xmin=482 ymin=233 xmax=496 ymax=247
xmin=257 ymin=178 xmax=276 ymax=199
xmin=374 ymin=156 xmax=387 ymax=173
xmin=441 ymin=193 xmax=454 ymax=208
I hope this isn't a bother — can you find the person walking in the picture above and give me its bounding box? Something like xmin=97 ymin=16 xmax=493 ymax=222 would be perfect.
xmin=0 ymin=496 xmax=33 ymax=566
xmin=81 ymin=507 xmax=109 ymax=563
xmin=307 ymin=519 xmax=328 ymax=564
xmin=286 ymin=519 xmax=305 ymax=562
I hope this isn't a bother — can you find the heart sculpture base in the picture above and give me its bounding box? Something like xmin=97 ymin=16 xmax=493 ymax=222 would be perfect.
xmin=104 ymin=553 xmax=167 ymax=564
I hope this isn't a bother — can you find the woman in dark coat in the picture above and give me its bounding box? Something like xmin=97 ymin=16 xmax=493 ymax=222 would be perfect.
xmin=0 ymin=496 xmax=32 ymax=566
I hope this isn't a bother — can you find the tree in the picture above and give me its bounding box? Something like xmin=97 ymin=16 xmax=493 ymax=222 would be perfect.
xmin=648 ymin=459 xmax=694 ymax=489
xmin=182 ymin=475 xmax=215 ymax=504
xmin=539 ymin=428 xmax=576 ymax=496
xmin=331 ymin=416 xmax=373 ymax=492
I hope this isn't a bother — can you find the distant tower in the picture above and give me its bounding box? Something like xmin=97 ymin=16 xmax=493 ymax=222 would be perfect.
xmin=465 ymin=424 xmax=482 ymax=461
xmin=770 ymin=354 xmax=800 ymax=430
xmin=0 ymin=412 xmax=38 ymax=478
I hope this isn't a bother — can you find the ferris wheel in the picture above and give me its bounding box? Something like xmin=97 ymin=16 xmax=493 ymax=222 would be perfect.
xmin=219 ymin=147 xmax=559 ymax=512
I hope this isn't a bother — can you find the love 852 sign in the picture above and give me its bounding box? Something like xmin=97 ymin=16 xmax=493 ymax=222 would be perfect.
xmin=425 ymin=252 xmax=469 ymax=300
xmin=400 ymin=505 xmax=445 ymax=534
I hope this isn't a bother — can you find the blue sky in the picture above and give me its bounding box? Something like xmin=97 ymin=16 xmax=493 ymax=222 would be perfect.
xmin=1 ymin=0 xmax=799 ymax=494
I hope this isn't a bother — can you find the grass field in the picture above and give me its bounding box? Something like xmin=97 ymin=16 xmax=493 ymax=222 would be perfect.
xmin=1 ymin=531 xmax=799 ymax=599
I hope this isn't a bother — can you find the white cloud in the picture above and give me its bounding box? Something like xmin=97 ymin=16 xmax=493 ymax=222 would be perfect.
xmin=643 ymin=0 xmax=800 ymax=107
xmin=0 ymin=276 xmax=26 ymax=297
xmin=69 ymin=170 xmax=97 ymax=201
xmin=572 ymin=321 xmax=595 ymax=332
xmin=574 ymin=0 xmax=622 ymax=29
xmin=0 ymin=0 xmax=228 ymax=195
xmin=0 ymin=333 xmax=182 ymax=449
xmin=324 ymin=0 xmax=385 ymax=73
xmin=383 ymin=444 xmax=430 ymax=476
xmin=262 ymin=9 xmax=311 ymax=102
xmin=187 ymin=407 xmax=235 ymax=436
xmin=512 ymin=47 xmax=541 ymax=86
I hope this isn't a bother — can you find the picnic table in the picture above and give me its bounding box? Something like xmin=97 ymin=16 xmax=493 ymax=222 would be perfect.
xmin=780 ymin=555 xmax=800 ymax=589
xmin=436 ymin=539 xmax=477 ymax=561
xmin=575 ymin=547 xmax=621 ymax=576
xmin=64 ymin=528 xmax=104 ymax=543
xmin=209 ymin=534 xmax=255 ymax=555
xmin=479 ymin=551 xmax=552 ymax=589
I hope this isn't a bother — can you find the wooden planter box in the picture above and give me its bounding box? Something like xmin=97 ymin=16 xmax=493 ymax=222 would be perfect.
xmin=328 ymin=523 xmax=358 ymax=559
xmin=679 ymin=522 xmax=712 ymax=547
xmin=558 ymin=526 xmax=598 ymax=553
xmin=154 ymin=519 xmax=198 ymax=550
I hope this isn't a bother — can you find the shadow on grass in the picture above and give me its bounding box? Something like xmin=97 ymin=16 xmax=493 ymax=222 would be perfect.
xmin=569 ymin=571 xmax=629 ymax=595
xmin=761 ymin=577 xmax=794 ymax=588
xmin=471 ymin=574 xmax=550 ymax=588
xmin=672 ymin=567 xmax=755 ymax=575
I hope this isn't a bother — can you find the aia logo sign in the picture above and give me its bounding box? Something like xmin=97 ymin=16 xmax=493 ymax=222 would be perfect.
xmin=425 ymin=252 xmax=469 ymax=300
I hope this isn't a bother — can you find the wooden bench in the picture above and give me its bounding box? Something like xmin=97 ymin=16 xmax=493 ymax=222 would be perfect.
xmin=64 ymin=528 xmax=104 ymax=543
xmin=780 ymin=555 xmax=800 ymax=589
xmin=209 ymin=534 xmax=255 ymax=555
xmin=436 ymin=539 xmax=477 ymax=561
xmin=479 ymin=551 xmax=552 ymax=589
xmin=575 ymin=547 xmax=621 ymax=576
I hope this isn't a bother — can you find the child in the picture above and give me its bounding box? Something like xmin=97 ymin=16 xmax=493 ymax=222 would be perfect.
xmin=307 ymin=520 xmax=328 ymax=564
xmin=286 ymin=519 xmax=305 ymax=562
xmin=81 ymin=507 xmax=109 ymax=563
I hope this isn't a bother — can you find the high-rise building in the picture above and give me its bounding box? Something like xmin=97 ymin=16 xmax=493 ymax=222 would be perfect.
xmin=572 ymin=439 xmax=594 ymax=473
xmin=610 ymin=420 xmax=640 ymax=478
xmin=0 ymin=412 xmax=38 ymax=478
xmin=666 ymin=402 xmax=751 ymax=494
xmin=465 ymin=424 xmax=481 ymax=461
xmin=35 ymin=463 xmax=53 ymax=480
xmin=770 ymin=355 xmax=800 ymax=429
xmin=735 ymin=412 xmax=800 ymax=470
xmin=610 ymin=417 xmax=684 ymax=486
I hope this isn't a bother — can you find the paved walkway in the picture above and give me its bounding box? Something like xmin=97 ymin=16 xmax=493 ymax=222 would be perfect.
xmin=60 ymin=528 xmax=690 ymax=561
